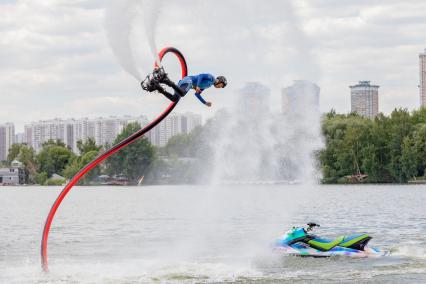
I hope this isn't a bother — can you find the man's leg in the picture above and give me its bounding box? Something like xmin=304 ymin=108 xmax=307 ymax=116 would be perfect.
xmin=175 ymin=77 xmax=193 ymax=97
xmin=176 ymin=82 xmax=191 ymax=97
xmin=162 ymin=77 xmax=186 ymax=96
xmin=151 ymin=66 xmax=185 ymax=96
xmin=155 ymin=84 xmax=180 ymax=102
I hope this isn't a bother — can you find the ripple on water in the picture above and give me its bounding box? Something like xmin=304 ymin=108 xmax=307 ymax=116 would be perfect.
xmin=1 ymin=185 xmax=426 ymax=283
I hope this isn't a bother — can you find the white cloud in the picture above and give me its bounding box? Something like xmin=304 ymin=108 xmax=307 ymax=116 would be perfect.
xmin=1 ymin=0 xmax=426 ymax=132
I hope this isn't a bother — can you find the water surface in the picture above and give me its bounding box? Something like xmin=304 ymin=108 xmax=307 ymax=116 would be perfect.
xmin=0 ymin=185 xmax=425 ymax=283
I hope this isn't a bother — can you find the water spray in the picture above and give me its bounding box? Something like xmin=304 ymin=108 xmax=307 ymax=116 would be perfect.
xmin=105 ymin=0 xmax=164 ymax=79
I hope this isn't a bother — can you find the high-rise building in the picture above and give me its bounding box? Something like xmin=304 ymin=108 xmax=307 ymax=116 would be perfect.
xmin=0 ymin=123 xmax=15 ymax=161
xmin=282 ymin=80 xmax=320 ymax=114
xmin=148 ymin=113 xmax=202 ymax=146
xmin=24 ymin=119 xmax=74 ymax=152
xmin=350 ymin=81 xmax=379 ymax=119
xmin=24 ymin=115 xmax=149 ymax=153
xmin=238 ymin=82 xmax=271 ymax=117
xmin=420 ymin=49 xmax=426 ymax=108
xmin=22 ymin=113 xmax=200 ymax=151
xmin=181 ymin=112 xmax=202 ymax=134
xmin=15 ymin=133 xmax=25 ymax=144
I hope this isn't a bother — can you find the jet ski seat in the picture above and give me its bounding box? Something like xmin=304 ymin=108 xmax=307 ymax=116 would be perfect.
xmin=307 ymin=236 xmax=345 ymax=251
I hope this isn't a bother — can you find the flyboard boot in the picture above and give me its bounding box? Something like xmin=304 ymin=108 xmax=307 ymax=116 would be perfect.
xmin=141 ymin=67 xmax=185 ymax=102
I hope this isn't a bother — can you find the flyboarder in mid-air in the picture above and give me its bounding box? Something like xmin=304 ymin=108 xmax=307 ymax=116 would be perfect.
xmin=141 ymin=67 xmax=227 ymax=107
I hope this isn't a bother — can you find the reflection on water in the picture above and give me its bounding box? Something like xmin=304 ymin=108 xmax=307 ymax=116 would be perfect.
xmin=0 ymin=185 xmax=425 ymax=283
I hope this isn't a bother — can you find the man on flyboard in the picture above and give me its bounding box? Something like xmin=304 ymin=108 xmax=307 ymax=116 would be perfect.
xmin=141 ymin=66 xmax=227 ymax=107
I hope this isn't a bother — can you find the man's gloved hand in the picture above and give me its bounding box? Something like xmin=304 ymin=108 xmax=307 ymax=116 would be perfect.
xmin=206 ymin=102 xmax=212 ymax=107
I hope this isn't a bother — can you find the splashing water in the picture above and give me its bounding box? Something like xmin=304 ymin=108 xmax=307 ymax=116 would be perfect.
xmin=105 ymin=0 xmax=142 ymax=81
xmin=141 ymin=0 xmax=164 ymax=65
xmin=208 ymin=81 xmax=323 ymax=185
xmin=279 ymin=80 xmax=323 ymax=182
xmin=105 ymin=0 xmax=164 ymax=81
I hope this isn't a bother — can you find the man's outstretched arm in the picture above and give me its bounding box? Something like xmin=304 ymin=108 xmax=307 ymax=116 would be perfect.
xmin=195 ymin=91 xmax=207 ymax=105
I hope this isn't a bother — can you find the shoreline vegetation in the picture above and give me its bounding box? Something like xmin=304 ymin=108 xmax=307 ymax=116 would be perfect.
xmin=2 ymin=108 xmax=426 ymax=186
xmin=320 ymin=108 xmax=426 ymax=184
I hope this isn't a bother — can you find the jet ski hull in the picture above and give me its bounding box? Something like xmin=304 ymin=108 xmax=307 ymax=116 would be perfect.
xmin=274 ymin=244 xmax=387 ymax=258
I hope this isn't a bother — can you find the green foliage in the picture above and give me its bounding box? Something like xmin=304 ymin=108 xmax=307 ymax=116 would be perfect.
xmin=145 ymin=122 xmax=215 ymax=184
xmin=10 ymin=108 xmax=425 ymax=186
xmin=10 ymin=145 xmax=38 ymax=183
xmin=77 ymin=138 xmax=101 ymax=155
xmin=106 ymin=122 xmax=156 ymax=183
xmin=320 ymin=113 xmax=372 ymax=182
xmin=36 ymin=172 xmax=48 ymax=185
xmin=320 ymin=108 xmax=426 ymax=183
xmin=7 ymin=143 xmax=23 ymax=163
xmin=37 ymin=143 xmax=74 ymax=177
xmin=63 ymin=150 xmax=100 ymax=184
xmin=162 ymin=134 xmax=190 ymax=157
xmin=41 ymin=139 xmax=68 ymax=149
xmin=64 ymin=138 xmax=101 ymax=182
xmin=46 ymin=177 xmax=66 ymax=186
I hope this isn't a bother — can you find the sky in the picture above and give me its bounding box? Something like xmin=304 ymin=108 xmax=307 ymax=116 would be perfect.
xmin=1 ymin=0 xmax=426 ymax=132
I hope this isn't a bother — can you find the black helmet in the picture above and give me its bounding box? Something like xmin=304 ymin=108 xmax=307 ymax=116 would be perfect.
xmin=215 ymin=76 xmax=227 ymax=87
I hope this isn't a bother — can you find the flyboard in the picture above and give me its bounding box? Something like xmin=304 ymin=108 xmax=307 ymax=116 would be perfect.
xmin=41 ymin=47 xmax=187 ymax=271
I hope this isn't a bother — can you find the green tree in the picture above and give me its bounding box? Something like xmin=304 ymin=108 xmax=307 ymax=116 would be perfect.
xmin=149 ymin=122 xmax=215 ymax=184
xmin=106 ymin=122 xmax=156 ymax=183
xmin=7 ymin=143 xmax=23 ymax=163
xmin=411 ymin=124 xmax=426 ymax=178
xmin=42 ymin=139 xmax=67 ymax=148
xmin=320 ymin=113 xmax=372 ymax=182
xmin=162 ymin=134 xmax=190 ymax=157
xmin=411 ymin=108 xmax=426 ymax=125
xmin=77 ymin=138 xmax=101 ymax=155
xmin=37 ymin=144 xmax=74 ymax=177
xmin=320 ymin=108 xmax=426 ymax=183
xmin=385 ymin=109 xmax=413 ymax=182
xmin=362 ymin=114 xmax=393 ymax=182
xmin=400 ymin=136 xmax=418 ymax=181
xmin=12 ymin=145 xmax=38 ymax=184
xmin=36 ymin=172 xmax=48 ymax=185
xmin=63 ymin=150 xmax=100 ymax=184
xmin=62 ymin=138 xmax=102 ymax=184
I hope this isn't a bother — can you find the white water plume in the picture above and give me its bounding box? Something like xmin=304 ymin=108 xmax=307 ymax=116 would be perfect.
xmin=105 ymin=0 xmax=164 ymax=81
xmin=208 ymin=81 xmax=323 ymax=184
xmin=279 ymin=80 xmax=323 ymax=181
xmin=141 ymin=0 xmax=163 ymax=65
xmin=105 ymin=0 xmax=142 ymax=81
xmin=196 ymin=1 xmax=324 ymax=185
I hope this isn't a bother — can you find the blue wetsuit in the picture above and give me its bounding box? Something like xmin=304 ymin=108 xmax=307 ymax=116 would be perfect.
xmin=177 ymin=73 xmax=215 ymax=105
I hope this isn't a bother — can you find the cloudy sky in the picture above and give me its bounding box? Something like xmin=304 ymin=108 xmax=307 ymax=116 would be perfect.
xmin=1 ymin=0 xmax=426 ymax=131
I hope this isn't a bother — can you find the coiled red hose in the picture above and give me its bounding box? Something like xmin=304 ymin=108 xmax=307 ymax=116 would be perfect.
xmin=41 ymin=47 xmax=188 ymax=271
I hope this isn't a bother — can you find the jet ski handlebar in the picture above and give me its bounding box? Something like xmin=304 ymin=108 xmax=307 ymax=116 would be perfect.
xmin=306 ymin=222 xmax=320 ymax=232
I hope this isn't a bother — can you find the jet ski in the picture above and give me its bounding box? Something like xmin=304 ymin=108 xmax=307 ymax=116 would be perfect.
xmin=274 ymin=223 xmax=387 ymax=258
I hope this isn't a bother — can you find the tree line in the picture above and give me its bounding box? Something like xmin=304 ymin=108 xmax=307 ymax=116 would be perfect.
xmin=4 ymin=108 xmax=426 ymax=185
xmin=5 ymin=122 xmax=156 ymax=185
xmin=320 ymin=108 xmax=426 ymax=183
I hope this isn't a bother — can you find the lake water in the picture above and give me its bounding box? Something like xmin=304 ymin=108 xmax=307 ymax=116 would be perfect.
xmin=0 ymin=184 xmax=425 ymax=283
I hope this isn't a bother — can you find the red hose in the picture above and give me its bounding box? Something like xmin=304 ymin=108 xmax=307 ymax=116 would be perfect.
xmin=41 ymin=47 xmax=188 ymax=271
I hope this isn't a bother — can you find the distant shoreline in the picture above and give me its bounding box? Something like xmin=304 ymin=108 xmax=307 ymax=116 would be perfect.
xmin=2 ymin=182 xmax=426 ymax=187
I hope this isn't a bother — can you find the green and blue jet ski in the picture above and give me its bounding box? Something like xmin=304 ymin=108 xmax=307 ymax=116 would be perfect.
xmin=274 ymin=223 xmax=387 ymax=258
